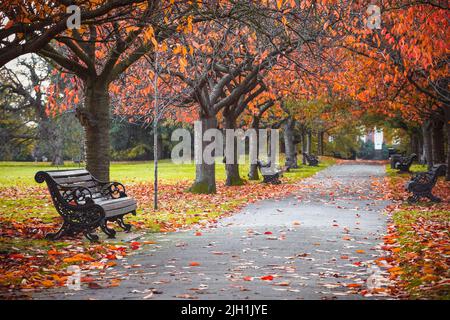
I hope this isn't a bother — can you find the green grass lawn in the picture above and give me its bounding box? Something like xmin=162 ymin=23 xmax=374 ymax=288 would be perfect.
xmin=0 ymin=157 xmax=335 ymax=231
xmin=385 ymin=163 xmax=428 ymax=177
xmin=0 ymin=157 xmax=336 ymax=187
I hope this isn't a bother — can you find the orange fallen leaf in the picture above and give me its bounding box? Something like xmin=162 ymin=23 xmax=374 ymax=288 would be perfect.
xmin=63 ymin=253 xmax=95 ymax=263
xmin=109 ymin=279 xmax=121 ymax=287
xmin=40 ymin=280 xmax=54 ymax=288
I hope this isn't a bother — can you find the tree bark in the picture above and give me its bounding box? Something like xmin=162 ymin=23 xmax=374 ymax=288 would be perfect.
xmin=306 ymin=130 xmax=312 ymax=154
xmin=156 ymin=134 xmax=163 ymax=160
xmin=431 ymin=117 xmax=445 ymax=164
xmin=317 ymin=130 xmax=324 ymax=156
xmin=80 ymin=81 xmax=111 ymax=182
xmin=422 ymin=119 xmax=433 ymax=169
xmin=248 ymin=116 xmax=260 ymax=180
xmin=410 ymin=132 xmax=417 ymax=155
xmin=189 ymin=114 xmax=217 ymax=194
xmin=224 ymin=112 xmax=244 ymax=186
xmin=283 ymin=118 xmax=297 ymax=168
xmin=301 ymin=131 xmax=306 ymax=164
xmin=444 ymin=106 xmax=450 ymax=180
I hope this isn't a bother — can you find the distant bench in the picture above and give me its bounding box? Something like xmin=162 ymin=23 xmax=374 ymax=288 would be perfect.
xmin=302 ymin=153 xmax=319 ymax=166
xmin=256 ymin=160 xmax=286 ymax=184
xmin=35 ymin=169 xmax=137 ymax=242
xmin=406 ymin=164 xmax=446 ymax=203
xmin=394 ymin=153 xmax=417 ymax=173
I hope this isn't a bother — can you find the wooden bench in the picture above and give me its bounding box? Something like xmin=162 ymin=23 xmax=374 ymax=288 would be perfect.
xmin=405 ymin=164 xmax=446 ymax=203
xmin=256 ymin=160 xmax=283 ymax=184
xmin=35 ymin=169 xmax=137 ymax=242
xmin=303 ymin=153 xmax=319 ymax=166
xmin=394 ymin=153 xmax=417 ymax=172
xmin=390 ymin=154 xmax=403 ymax=169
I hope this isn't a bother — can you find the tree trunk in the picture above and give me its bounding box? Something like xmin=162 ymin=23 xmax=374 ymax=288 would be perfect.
xmin=301 ymin=131 xmax=306 ymax=164
xmin=317 ymin=131 xmax=324 ymax=156
xmin=51 ymin=123 xmax=64 ymax=166
xmin=224 ymin=113 xmax=244 ymax=186
xmin=444 ymin=106 xmax=450 ymax=180
xmin=81 ymin=81 xmax=111 ymax=181
xmin=410 ymin=132 xmax=418 ymax=155
xmin=422 ymin=119 xmax=433 ymax=169
xmin=189 ymin=114 xmax=217 ymax=193
xmin=306 ymin=130 xmax=312 ymax=154
xmin=283 ymin=118 xmax=297 ymax=168
xmin=431 ymin=118 xmax=445 ymax=164
xmin=156 ymin=134 xmax=163 ymax=160
xmin=248 ymin=116 xmax=260 ymax=180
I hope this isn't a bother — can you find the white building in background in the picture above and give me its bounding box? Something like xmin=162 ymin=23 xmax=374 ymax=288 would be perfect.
xmin=374 ymin=127 xmax=383 ymax=150
xmin=360 ymin=127 xmax=384 ymax=148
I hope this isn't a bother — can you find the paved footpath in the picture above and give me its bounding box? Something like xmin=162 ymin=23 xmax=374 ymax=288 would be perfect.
xmin=34 ymin=164 xmax=392 ymax=300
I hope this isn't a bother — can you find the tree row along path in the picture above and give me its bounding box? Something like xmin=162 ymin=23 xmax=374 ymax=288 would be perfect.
xmin=34 ymin=163 xmax=393 ymax=300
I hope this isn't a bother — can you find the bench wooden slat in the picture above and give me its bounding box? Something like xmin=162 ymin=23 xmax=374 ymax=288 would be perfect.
xmin=53 ymin=174 xmax=94 ymax=184
xmin=105 ymin=204 xmax=137 ymax=218
xmin=95 ymin=197 xmax=136 ymax=210
xmin=46 ymin=169 xmax=90 ymax=178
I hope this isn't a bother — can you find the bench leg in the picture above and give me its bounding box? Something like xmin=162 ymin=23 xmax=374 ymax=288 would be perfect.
xmin=117 ymin=215 xmax=132 ymax=232
xmin=426 ymin=193 xmax=441 ymax=203
xmin=100 ymin=220 xmax=116 ymax=239
xmin=407 ymin=194 xmax=419 ymax=204
xmin=45 ymin=222 xmax=72 ymax=240
xmin=83 ymin=230 xmax=99 ymax=242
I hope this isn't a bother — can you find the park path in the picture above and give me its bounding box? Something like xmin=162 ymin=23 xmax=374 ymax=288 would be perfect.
xmin=34 ymin=163 xmax=392 ymax=300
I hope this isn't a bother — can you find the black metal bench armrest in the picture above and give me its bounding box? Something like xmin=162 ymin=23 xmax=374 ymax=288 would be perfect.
xmin=100 ymin=181 xmax=127 ymax=198
xmin=58 ymin=184 xmax=94 ymax=206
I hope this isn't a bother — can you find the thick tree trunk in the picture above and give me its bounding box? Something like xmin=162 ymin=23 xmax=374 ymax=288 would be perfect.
xmin=422 ymin=120 xmax=433 ymax=169
xmin=81 ymin=81 xmax=111 ymax=181
xmin=444 ymin=106 xmax=450 ymax=180
xmin=431 ymin=118 xmax=445 ymax=164
xmin=189 ymin=114 xmax=217 ymax=193
xmin=224 ymin=113 xmax=244 ymax=186
xmin=317 ymin=131 xmax=324 ymax=156
xmin=283 ymin=118 xmax=297 ymax=168
xmin=410 ymin=132 xmax=419 ymax=155
xmin=301 ymin=131 xmax=306 ymax=164
xmin=248 ymin=116 xmax=260 ymax=180
xmin=306 ymin=130 xmax=312 ymax=154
